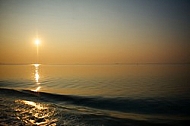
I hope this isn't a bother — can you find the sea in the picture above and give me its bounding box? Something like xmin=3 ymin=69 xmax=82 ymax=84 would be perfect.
xmin=0 ymin=64 xmax=190 ymax=126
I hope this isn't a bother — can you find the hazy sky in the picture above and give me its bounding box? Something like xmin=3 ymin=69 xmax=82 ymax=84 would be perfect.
xmin=0 ymin=0 xmax=190 ymax=64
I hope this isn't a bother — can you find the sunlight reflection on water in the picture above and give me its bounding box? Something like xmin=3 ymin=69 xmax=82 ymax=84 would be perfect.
xmin=32 ymin=64 xmax=41 ymax=92
xmin=14 ymin=100 xmax=57 ymax=125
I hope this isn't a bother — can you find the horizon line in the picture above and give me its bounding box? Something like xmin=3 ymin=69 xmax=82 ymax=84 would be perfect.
xmin=0 ymin=62 xmax=190 ymax=66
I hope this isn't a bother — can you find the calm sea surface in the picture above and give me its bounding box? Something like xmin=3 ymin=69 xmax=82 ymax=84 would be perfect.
xmin=0 ymin=64 xmax=190 ymax=125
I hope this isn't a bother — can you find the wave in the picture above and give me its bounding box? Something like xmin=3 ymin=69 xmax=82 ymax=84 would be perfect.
xmin=1 ymin=88 xmax=190 ymax=126
xmin=1 ymin=88 xmax=190 ymax=116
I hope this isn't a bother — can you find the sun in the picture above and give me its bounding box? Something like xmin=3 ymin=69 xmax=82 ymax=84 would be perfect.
xmin=35 ymin=39 xmax=40 ymax=45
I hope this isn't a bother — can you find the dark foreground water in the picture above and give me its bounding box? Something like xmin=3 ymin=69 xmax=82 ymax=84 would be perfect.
xmin=0 ymin=64 xmax=190 ymax=125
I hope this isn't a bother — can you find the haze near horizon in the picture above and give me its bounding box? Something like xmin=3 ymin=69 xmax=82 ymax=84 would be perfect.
xmin=0 ymin=0 xmax=190 ymax=64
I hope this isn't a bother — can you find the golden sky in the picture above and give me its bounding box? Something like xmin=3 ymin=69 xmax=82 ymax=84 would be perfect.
xmin=0 ymin=0 xmax=190 ymax=64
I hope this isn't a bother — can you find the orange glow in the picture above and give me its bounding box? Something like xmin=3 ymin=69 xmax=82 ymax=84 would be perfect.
xmin=0 ymin=1 xmax=189 ymax=64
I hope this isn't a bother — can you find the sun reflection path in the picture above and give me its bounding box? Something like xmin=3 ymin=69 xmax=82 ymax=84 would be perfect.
xmin=32 ymin=64 xmax=41 ymax=92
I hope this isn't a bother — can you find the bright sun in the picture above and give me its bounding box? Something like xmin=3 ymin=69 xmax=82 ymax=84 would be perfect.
xmin=35 ymin=39 xmax=40 ymax=45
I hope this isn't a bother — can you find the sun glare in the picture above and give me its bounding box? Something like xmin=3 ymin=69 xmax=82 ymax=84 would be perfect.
xmin=35 ymin=39 xmax=40 ymax=45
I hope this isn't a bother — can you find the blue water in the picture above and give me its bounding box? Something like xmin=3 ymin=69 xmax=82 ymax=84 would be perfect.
xmin=0 ymin=64 xmax=190 ymax=125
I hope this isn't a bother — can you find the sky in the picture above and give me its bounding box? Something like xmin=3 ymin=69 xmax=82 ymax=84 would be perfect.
xmin=0 ymin=0 xmax=190 ymax=64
